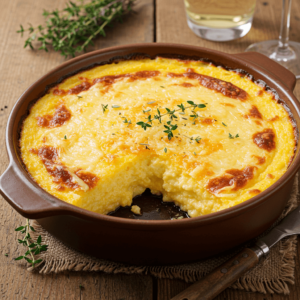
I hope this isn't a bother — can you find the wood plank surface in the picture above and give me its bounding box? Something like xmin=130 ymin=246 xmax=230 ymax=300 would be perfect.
xmin=0 ymin=0 xmax=154 ymax=299
xmin=156 ymin=0 xmax=300 ymax=299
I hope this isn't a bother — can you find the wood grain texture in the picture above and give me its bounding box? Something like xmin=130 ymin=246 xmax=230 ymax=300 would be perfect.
xmin=171 ymin=248 xmax=260 ymax=300
xmin=0 ymin=0 xmax=153 ymax=299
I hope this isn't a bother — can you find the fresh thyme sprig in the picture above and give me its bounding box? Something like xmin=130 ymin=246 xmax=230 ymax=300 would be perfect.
xmin=136 ymin=121 xmax=151 ymax=131
xmin=17 ymin=0 xmax=135 ymax=57
xmin=182 ymin=135 xmax=202 ymax=143
xmin=135 ymin=100 xmax=206 ymax=140
xmin=15 ymin=219 xmax=48 ymax=268
xmin=137 ymin=101 xmax=206 ymax=128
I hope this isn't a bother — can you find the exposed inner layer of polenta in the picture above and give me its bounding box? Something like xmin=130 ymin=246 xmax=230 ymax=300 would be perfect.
xmin=20 ymin=57 xmax=296 ymax=217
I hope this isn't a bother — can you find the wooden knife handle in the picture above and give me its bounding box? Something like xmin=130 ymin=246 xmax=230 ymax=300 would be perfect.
xmin=171 ymin=247 xmax=261 ymax=300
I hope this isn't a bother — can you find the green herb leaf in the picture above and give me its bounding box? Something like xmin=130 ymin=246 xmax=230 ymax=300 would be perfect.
xmin=222 ymin=122 xmax=227 ymax=127
xmin=37 ymin=236 xmax=42 ymax=244
xmin=163 ymin=121 xmax=178 ymax=140
xmin=15 ymin=256 xmax=24 ymax=261
xmin=229 ymin=133 xmax=234 ymax=139
xmin=164 ymin=148 xmax=167 ymax=153
xmin=64 ymin=135 xmax=67 ymax=140
xmin=195 ymin=137 xmax=201 ymax=143
xmin=177 ymin=103 xmax=185 ymax=112
xmin=137 ymin=121 xmax=152 ymax=131
xmin=34 ymin=259 xmax=43 ymax=264
xmin=197 ymin=104 xmax=206 ymax=108
xmin=190 ymin=112 xmax=199 ymax=120
xmin=187 ymin=100 xmax=195 ymax=105
xmin=101 ymin=104 xmax=108 ymax=113
xmin=15 ymin=226 xmax=25 ymax=232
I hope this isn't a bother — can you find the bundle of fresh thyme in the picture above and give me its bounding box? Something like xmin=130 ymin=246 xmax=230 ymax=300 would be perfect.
xmin=15 ymin=219 xmax=48 ymax=268
xmin=17 ymin=0 xmax=135 ymax=57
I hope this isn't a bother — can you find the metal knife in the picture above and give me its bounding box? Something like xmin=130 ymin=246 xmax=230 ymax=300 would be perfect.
xmin=171 ymin=205 xmax=300 ymax=300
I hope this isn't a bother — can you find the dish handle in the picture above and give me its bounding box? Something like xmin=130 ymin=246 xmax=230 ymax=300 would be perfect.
xmin=0 ymin=164 xmax=69 ymax=219
xmin=234 ymin=52 xmax=296 ymax=91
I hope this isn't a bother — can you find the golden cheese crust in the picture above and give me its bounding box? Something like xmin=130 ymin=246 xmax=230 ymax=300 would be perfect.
xmin=20 ymin=57 xmax=297 ymax=217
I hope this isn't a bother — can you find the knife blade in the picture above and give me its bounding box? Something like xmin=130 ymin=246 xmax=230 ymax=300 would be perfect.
xmin=171 ymin=205 xmax=300 ymax=300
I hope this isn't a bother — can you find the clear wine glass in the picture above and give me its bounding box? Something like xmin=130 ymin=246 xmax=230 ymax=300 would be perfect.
xmin=245 ymin=0 xmax=300 ymax=79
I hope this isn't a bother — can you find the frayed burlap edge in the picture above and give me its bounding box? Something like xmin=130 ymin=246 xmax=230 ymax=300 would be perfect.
xmin=28 ymin=224 xmax=297 ymax=295
xmin=27 ymin=175 xmax=299 ymax=295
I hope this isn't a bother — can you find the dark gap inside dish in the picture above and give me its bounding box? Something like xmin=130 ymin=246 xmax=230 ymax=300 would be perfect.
xmin=108 ymin=188 xmax=190 ymax=220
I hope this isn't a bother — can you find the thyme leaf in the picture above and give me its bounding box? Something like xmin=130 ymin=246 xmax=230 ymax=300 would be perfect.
xmin=101 ymin=104 xmax=108 ymax=113
xmin=137 ymin=121 xmax=152 ymax=131
xmin=229 ymin=133 xmax=239 ymax=139
xmin=163 ymin=121 xmax=178 ymax=140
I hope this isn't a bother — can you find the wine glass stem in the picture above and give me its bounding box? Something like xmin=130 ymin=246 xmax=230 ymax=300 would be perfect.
xmin=278 ymin=0 xmax=292 ymax=52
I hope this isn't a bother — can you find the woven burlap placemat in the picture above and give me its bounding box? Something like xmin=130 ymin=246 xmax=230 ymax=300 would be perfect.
xmin=28 ymin=174 xmax=299 ymax=295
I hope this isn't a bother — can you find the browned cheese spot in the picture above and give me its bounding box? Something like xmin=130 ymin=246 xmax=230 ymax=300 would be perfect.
xmin=253 ymin=129 xmax=276 ymax=152
xmin=52 ymin=71 xmax=160 ymax=96
xmin=201 ymin=118 xmax=215 ymax=125
xmin=56 ymin=185 xmax=65 ymax=191
xmin=174 ymin=82 xmax=194 ymax=88
xmin=221 ymin=103 xmax=235 ymax=107
xmin=93 ymin=71 xmax=160 ymax=86
xmin=244 ymin=105 xmax=263 ymax=119
xmin=252 ymin=155 xmax=266 ymax=165
xmin=75 ymin=170 xmax=99 ymax=189
xmin=248 ymin=189 xmax=261 ymax=195
xmin=68 ymin=81 xmax=91 ymax=94
xmin=268 ymin=116 xmax=280 ymax=122
xmin=53 ymin=81 xmax=91 ymax=95
xmin=168 ymin=70 xmax=248 ymax=101
xmin=36 ymin=105 xmax=71 ymax=128
xmin=267 ymin=173 xmax=275 ymax=179
xmin=207 ymin=166 xmax=257 ymax=194
xmin=256 ymin=90 xmax=263 ymax=96
xmin=31 ymin=146 xmax=99 ymax=190
xmin=255 ymin=120 xmax=263 ymax=126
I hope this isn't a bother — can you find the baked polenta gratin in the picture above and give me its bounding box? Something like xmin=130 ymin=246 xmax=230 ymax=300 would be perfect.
xmin=20 ymin=57 xmax=297 ymax=217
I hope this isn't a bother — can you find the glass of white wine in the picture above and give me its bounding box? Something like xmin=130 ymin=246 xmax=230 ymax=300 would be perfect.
xmin=245 ymin=0 xmax=300 ymax=79
xmin=184 ymin=0 xmax=256 ymax=42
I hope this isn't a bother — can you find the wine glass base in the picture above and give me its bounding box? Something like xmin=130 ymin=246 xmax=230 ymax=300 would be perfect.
xmin=245 ymin=40 xmax=300 ymax=78
xmin=186 ymin=17 xmax=253 ymax=42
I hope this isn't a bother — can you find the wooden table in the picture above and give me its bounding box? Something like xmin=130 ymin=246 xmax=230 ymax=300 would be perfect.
xmin=0 ymin=0 xmax=300 ymax=299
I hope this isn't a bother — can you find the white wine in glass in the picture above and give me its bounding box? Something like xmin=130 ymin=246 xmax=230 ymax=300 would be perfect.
xmin=246 ymin=0 xmax=300 ymax=79
xmin=184 ymin=0 xmax=256 ymax=41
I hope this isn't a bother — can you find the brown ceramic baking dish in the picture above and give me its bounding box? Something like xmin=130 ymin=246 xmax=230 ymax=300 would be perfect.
xmin=1 ymin=43 xmax=300 ymax=265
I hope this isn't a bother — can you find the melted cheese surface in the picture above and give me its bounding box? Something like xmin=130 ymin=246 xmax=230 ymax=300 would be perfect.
xmin=20 ymin=57 xmax=296 ymax=217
